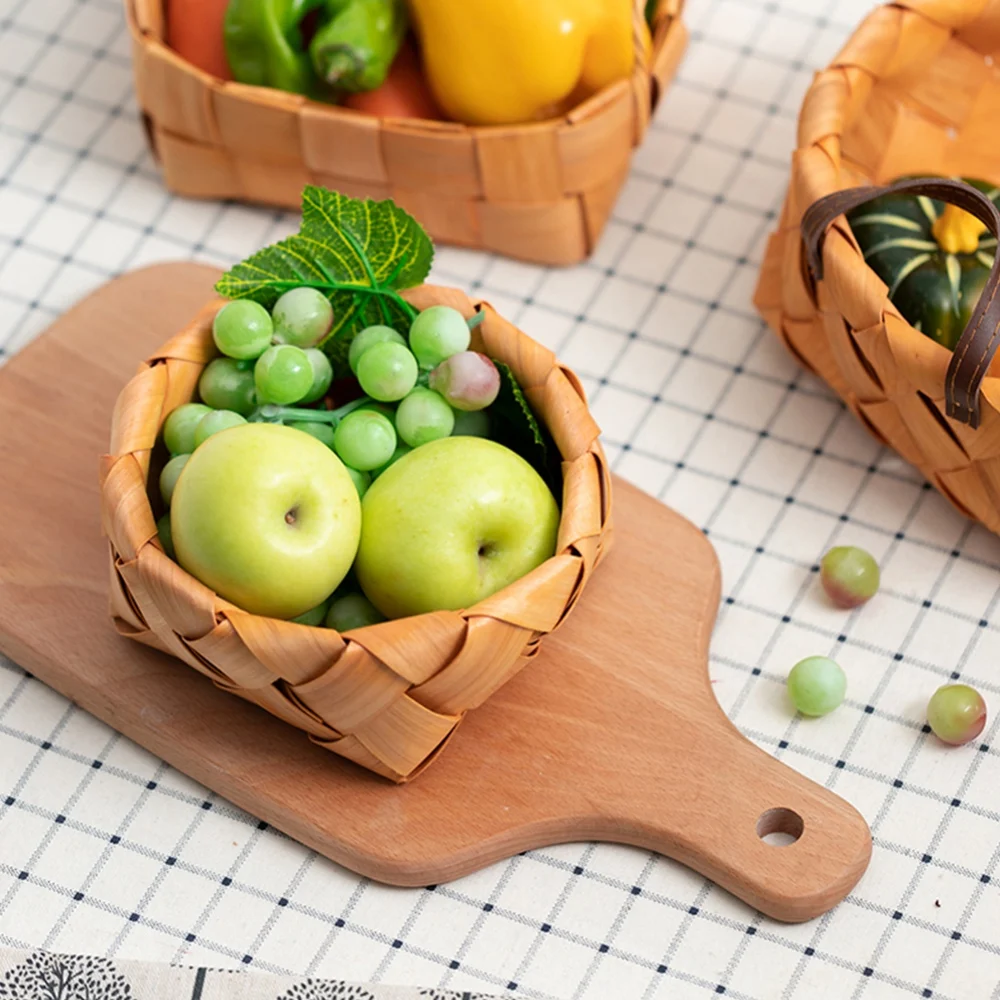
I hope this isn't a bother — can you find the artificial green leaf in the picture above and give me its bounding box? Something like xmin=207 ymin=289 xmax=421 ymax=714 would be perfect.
xmin=489 ymin=362 xmax=561 ymax=499
xmin=495 ymin=362 xmax=544 ymax=448
xmin=215 ymin=186 xmax=434 ymax=373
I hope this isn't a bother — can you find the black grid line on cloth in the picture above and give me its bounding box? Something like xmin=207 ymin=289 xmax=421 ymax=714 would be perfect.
xmin=41 ymin=757 xmax=177 ymax=951
xmin=844 ymin=582 xmax=1000 ymax=1000
xmin=0 ymin=0 xmax=141 ymax=354
xmin=1 ymin=760 xmax=997 ymax=1000
xmin=568 ymin=854 xmax=660 ymax=999
xmin=417 ymin=857 xmax=528 ymax=993
xmin=4 ymin=0 xmax=1000 ymax=997
xmin=6 ymin=836 xmax=994 ymax=987
xmin=4 ymin=723 xmax=999 ymax=964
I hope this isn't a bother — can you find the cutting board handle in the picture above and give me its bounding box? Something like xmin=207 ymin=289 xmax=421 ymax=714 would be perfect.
xmin=608 ymin=717 xmax=872 ymax=922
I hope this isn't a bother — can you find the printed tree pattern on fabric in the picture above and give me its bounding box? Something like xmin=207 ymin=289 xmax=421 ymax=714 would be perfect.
xmin=418 ymin=991 xmax=497 ymax=999
xmin=0 ymin=953 xmax=501 ymax=1000
xmin=277 ymin=984 xmax=377 ymax=1000
xmin=275 ymin=984 xmax=496 ymax=999
xmin=0 ymin=953 xmax=132 ymax=1000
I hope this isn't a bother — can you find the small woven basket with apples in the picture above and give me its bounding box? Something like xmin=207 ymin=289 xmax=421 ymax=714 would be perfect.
xmin=99 ymin=188 xmax=612 ymax=783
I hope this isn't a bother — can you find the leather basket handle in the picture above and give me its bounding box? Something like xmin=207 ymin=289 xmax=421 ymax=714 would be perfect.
xmin=802 ymin=177 xmax=1000 ymax=429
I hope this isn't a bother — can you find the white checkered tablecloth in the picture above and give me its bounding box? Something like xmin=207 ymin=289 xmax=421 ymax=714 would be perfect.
xmin=2 ymin=0 xmax=1000 ymax=997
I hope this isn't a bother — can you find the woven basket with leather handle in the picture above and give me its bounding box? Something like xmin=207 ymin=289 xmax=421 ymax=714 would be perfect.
xmin=99 ymin=284 xmax=613 ymax=783
xmin=755 ymin=0 xmax=1000 ymax=534
xmin=125 ymin=0 xmax=687 ymax=266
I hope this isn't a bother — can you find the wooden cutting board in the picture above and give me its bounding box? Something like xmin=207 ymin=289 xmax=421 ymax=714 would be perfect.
xmin=0 ymin=264 xmax=871 ymax=923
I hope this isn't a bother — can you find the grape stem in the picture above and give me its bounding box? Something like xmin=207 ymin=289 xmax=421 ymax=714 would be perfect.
xmin=467 ymin=311 xmax=485 ymax=331
xmin=252 ymin=397 xmax=369 ymax=426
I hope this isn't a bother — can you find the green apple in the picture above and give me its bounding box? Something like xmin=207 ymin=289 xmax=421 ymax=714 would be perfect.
xmin=355 ymin=437 xmax=560 ymax=619
xmin=171 ymin=423 xmax=361 ymax=619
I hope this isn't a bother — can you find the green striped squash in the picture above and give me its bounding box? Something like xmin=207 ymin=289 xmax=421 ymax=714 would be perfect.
xmin=846 ymin=179 xmax=1000 ymax=350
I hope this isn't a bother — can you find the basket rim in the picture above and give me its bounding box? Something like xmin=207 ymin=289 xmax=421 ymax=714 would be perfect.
xmin=791 ymin=0 xmax=1000 ymax=391
xmin=101 ymin=280 xmax=612 ymax=779
xmin=125 ymin=0 xmax=686 ymax=137
xmin=112 ymin=281 xmax=611 ymax=640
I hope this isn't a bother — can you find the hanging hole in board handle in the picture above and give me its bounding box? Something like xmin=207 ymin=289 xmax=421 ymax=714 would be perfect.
xmin=800 ymin=177 xmax=1000 ymax=430
xmin=757 ymin=807 xmax=804 ymax=847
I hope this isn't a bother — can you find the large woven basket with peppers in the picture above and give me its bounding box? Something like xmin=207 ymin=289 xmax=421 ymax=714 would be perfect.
xmin=755 ymin=0 xmax=1000 ymax=535
xmin=126 ymin=0 xmax=686 ymax=266
xmin=99 ymin=188 xmax=612 ymax=783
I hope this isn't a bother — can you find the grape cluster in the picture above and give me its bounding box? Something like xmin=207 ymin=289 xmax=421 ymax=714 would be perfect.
xmin=211 ymin=292 xmax=335 ymax=409
xmin=344 ymin=305 xmax=500 ymax=464
xmin=207 ymin=296 xmax=499 ymax=486
xmin=156 ymin=290 xmax=503 ymax=630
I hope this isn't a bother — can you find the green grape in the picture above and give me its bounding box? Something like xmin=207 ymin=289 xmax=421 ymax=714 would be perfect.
xmin=292 ymin=597 xmax=332 ymax=627
xmin=333 ymin=409 xmax=397 ymax=471
xmin=356 ymin=341 xmax=419 ymax=402
xmin=451 ymin=408 xmax=491 ymax=437
xmin=372 ymin=443 xmax=412 ymax=478
xmin=348 ymin=325 xmax=406 ymax=374
xmin=927 ymin=684 xmax=987 ymax=745
xmin=254 ymin=344 xmax=314 ymax=405
xmin=193 ymin=409 xmax=247 ymax=448
xmin=159 ymin=453 xmax=190 ymax=506
xmin=395 ymin=387 xmax=455 ymax=447
xmin=787 ymin=656 xmax=846 ymax=717
xmin=347 ymin=466 xmax=371 ymax=498
xmin=409 ymin=305 xmax=470 ymax=369
xmin=289 ymin=421 xmax=337 ymax=448
xmin=272 ymin=287 xmax=333 ymax=348
xmin=198 ymin=357 xmax=257 ymax=415
xmin=157 ymin=513 xmax=175 ymax=559
xmin=821 ymin=546 xmax=880 ymax=608
xmin=325 ymin=593 xmax=386 ymax=632
xmin=301 ymin=348 xmax=334 ymax=404
xmin=163 ymin=403 xmax=212 ymax=456
xmin=213 ymin=300 xmax=273 ymax=360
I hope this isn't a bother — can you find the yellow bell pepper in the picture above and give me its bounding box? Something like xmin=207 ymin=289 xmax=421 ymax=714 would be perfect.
xmin=408 ymin=0 xmax=647 ymax=126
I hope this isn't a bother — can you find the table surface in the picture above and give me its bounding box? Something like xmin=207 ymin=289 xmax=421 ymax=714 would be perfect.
xmin=2 ymin=0 xmax=1000 ymax=998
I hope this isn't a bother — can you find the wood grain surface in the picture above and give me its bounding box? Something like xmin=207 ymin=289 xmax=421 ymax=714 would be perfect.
xmin=0 ymin=264 xmax=871 ymax=922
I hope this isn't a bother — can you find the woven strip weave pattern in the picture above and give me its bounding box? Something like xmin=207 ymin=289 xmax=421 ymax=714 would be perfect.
xmin=124 ymin=0 xmax=688 ymax=266
xmin=754 ymin=0 xmax=1000 ymax=533
xmin=99 ymin=284 xmax=613 ymax=783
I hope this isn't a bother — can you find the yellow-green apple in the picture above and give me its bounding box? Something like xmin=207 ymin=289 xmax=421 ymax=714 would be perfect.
xmin=355 ymin=437 xmax=560 ymax=619
xmin=171 ymin=423 xmax=361 ymax=619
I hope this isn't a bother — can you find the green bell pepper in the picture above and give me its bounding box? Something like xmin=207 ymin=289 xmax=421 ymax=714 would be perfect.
xmin=224 ymin=0 xmax=406 ymax=98
xmin=311 ymin=0 xmax=407 ymax=92
xmin=225 ymin=0 xmax=321 ymax=95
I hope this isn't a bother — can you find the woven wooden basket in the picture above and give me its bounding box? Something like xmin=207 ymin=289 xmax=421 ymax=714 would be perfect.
xmin=125 ymin=0 xmax=687 ymax=266
xmin=99 ymin=284 xmax=612 ymax=783
xmin=755 ymin=0 xmax=1000 ymax=534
